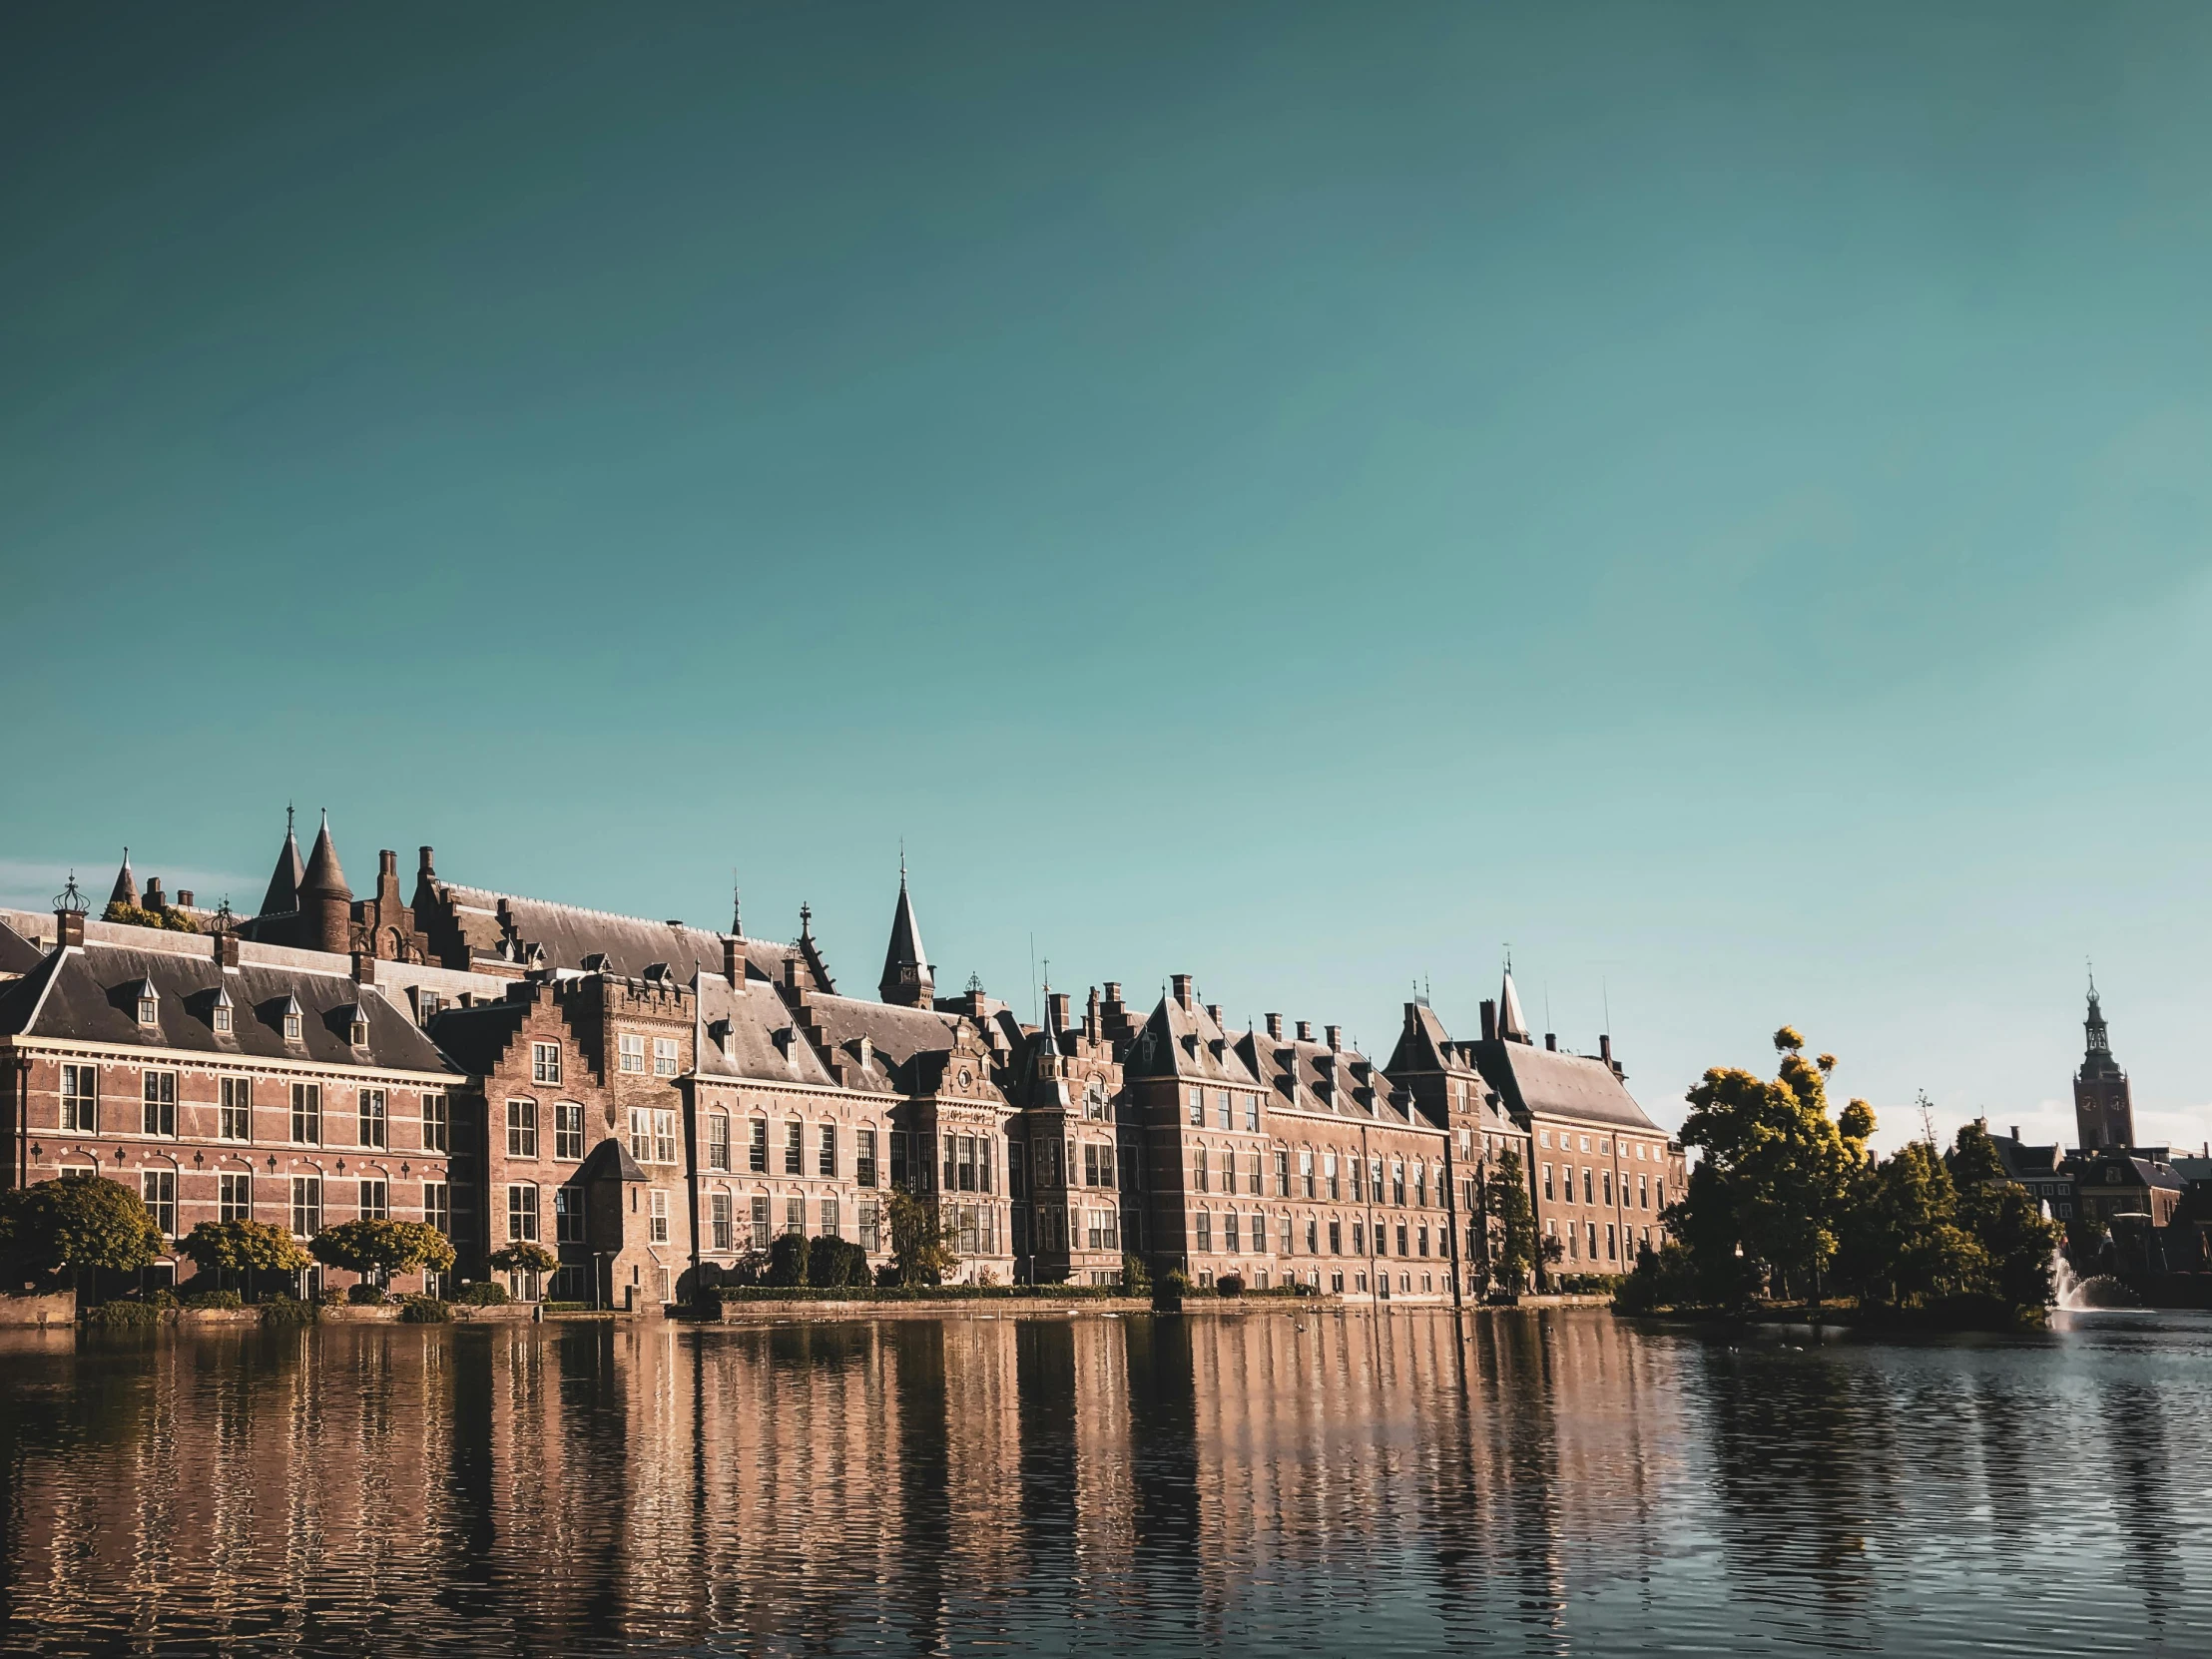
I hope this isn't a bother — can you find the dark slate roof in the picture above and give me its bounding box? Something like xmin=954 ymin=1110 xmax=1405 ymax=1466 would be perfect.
xmin=0 ymin=941 xmax=456 ymax=1074
xmin=1473 ymin=1037 xmax=1662 ymax=1134
xmin=107 ymin=855 xmax=138 ymax=910
xmin=260 ymin=824 xmax=306 ymax=917
xmin=2168 ymin=1156 xmax=2212 ymax=1184
xmin=878 ymin=874 xmax=928 ymax=994
xmin=436 ymin=883 xmax=795 ymax=983
xmin=580 ymin=1137 xmax=650 ymax=1183
xmin=694 ymin=973 xmax=840 ymax=1090
xmin=297 ymin=816 xmax=350 ymax=901
xmin=422 ymin=998 xmax=529 ymax=1076
xmin=1235 ymin=1027 xmax=1417 ymax=1125
xmin=803 ymin=993 xmax=962 ymax=1094
xmin=0 ymin=920 xmax=46 ymax=977
xmin=2078 ymin=1151 xmax=2186 ymax=1193
xmin=1992 ymin=1137 xmax=2067 ymax=1181
xmin=1124 ymin=994 xmax=1263 ymax=1087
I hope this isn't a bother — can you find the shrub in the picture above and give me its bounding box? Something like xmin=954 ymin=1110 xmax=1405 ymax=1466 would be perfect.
xmin=399 ymin=1296 xmax=452 ymax=1324
xmin=458 ymin=1282 xmax=511 ymax=1307
xmin=1216 ymin=1271 xmax=1246 ymax=1299
xmin=260 ymin=1295 xmax=314 ymax=1325
xmin=1121 ymin=1253 xmax=1152 ymax=1295
xmin=806 ymin=1236 xmax=872 ymax=1288
xmin=316 ymin=1285 xmax=347 ymax=1306
xmin=83 ymin=1299 xmax=166 ymax=1326
xmin=346 ymin=1283 xmax=387 ymax=1306
xmin=181 ymin=1289 xmax=244 ymax=1311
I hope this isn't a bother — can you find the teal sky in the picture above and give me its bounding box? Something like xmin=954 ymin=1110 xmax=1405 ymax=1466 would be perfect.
xmin=6 ymin=4 xmax=2212 ymax=1151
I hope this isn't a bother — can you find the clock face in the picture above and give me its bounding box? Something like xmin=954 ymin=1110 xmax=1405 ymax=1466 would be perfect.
xmin=958 ymin=1067 xmax=973 ymax=1089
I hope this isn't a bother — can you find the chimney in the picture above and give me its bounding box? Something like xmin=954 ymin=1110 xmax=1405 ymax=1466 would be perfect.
xmin=1599 ymin=1034 xmax=1613 ymax=1064
xmin=1326 ymin=1024 xmax=1343 ymax=1052
xmin=145 ymin=876 xmax=167 ymax=910
xmin=1544 ymin=1032 xmax=1557 ymax=1051
xmin=1297 ymin=1020 xmax=1314 ymax=1042
xmin=1480 ymin=999 xmax=1498 ymax=1041
xmin=724 ymin=936 xmax=746 ymax=990
xmin=1205 ymin=1002 xmax=1223 ymax=1029
xmin=380 ymin=849 xmax=398 ymax=880
xmin=1171 ymin=974 xmax=1193 ymax=1010
xmin=785 ymin=954 xmax=803 ymax=991
xmin=214 ymin=931 xmax=240 ymax=969
xmin=352 ymin=951 xmax=377 ymax=985
xmin=55 ymin=908 xmax=84 ymax=949
xmin=2010 ymin=1125 xmax=2020 ymax=1143
xmin=177 ymin=889 xmax=194 ymax=908
xmin=1266 ymin=1013 xmax=1284 ymax=1039
xmin=1048 ymin=991 xmax=1072 ymax=1030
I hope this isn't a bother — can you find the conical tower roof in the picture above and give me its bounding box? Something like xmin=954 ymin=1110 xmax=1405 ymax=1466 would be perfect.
xmin=877 ymin=857 xmax=932 ymax=1005
xmin=1498 ymin=965 xmax=1531 ymax=1043
xmin=259 ymin=809 xmax=307 ymax=916
xmin=107 ymin=848 xmax=138 ymax=910
xmin=298 ymin=812 xmax=351 ymax=901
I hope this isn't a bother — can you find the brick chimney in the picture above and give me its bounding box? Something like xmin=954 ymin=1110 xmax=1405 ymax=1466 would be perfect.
xmin=1048 ymin=990 xmax=1072 ymax=1030
xmin=1171 ymin=974 xmax=1193 ymax=1010
xmin=1266 ymin=1013 xmax=1284 ymax=1039
xmin=177 ymin=889 xmax=194 ymax=907
xmin=1599 ymin=1034 xmax=1613 ymax=1064
xmin=1544 ymin=1032 xmax=1557 ymax=1051
xmin=55 ymin=907 xmax=84 ymax=949
xmin=724 ymin=936 xmax=746 ymax=990
xmin=214 ymin=931 xmax=240 ymax=969
xmin=352 ymin=951 xmax=377 ymax=985
xmin=144 ymin=876 xmax=167 ymax=911
xmin=1326 ymin=1024 xmax=1343 ymax=1052
xmin=1480 ymin=999 xmax=1497 ymax=1041
xmin=1205 ymin=1002 xmax=1223 ymax=1029
xmin=1296 ymin=1020 xmax=1314 ymax=1042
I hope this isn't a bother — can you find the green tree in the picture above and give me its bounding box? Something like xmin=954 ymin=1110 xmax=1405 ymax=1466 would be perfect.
xmin=312 ymin=1219 xmax=456 ymax=1286
xmin=1483 ymin=1148 xmax=1538 ymax=1295
xmin=807 ymin=1235 xmax=871 ymax=1287
xmin=1949 ymin=1121 xmax=2060 ymax=1312
xmin=884 ymin=1188 xmax=956 ymax=1287
xmin=180 ymin=1219 xmax=311 ymax=1282
xmin=0 ymin=1172 xmax=166 ymax=1286
xmin=486 ymin=1241 xmax=558 ymax=1276
xmin=766 ymin=1232 xmax=811 ymax=1287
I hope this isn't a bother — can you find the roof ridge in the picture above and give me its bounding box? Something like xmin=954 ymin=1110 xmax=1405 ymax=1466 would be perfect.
xmin=444 ymin=882 xmax=795 ymax=944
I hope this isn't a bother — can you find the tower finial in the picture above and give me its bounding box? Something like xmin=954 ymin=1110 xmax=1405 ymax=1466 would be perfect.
xmin=899 ymin=839 xmax=906 ymax=885
xmin=799 ymin=900 xmax=812 ymax=940
xmin=731 ymin=870 xmax=742 ymax=937
xmin=286 ymin=803 xmax=294 ymax=835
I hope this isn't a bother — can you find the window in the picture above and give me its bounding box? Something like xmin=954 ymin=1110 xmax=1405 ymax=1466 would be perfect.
xmin=1246 ymin=1095 xmax=1260 ymax=1132
xmin=1225 ymin=1213 xmax=1241 ymax=1253
xmin=141 ymin=1169 xmax=176 ymax=1235
xmin=1085 ymin=1081 xmax=1107 ymax=1121
xmin=818 ymin=1124 xmax=836 ymax=1178
xmin=1377 ymin=1221 xmax=1389 ymax=1256
xmin=860 ymin=1202 xmax=881 ymax=1253
xmin=707 ymin=1115 xmax=730 ymax=1171
xmin=1275 ymin=1150 xmax=1290 ymax=1197
xmin=710 ymin=1193 xmax=733 ymax=1252
xmin=290 ymin=1083 xmax=321 ymax=1145
xmin=1414 ymin=1163 xmax=1427 ymax=1208
xmin=1195 ymin=1146 xmax=1210 ymax=1193
xmin=290 ymin=1175 xmax=322 ymax=1236
xmin=416 ymin=990 xmax=441 ymax=1024
xmin=1583 ymin=1168 xmax=1594 ymax=1205
xmin=752 ymin=1196 xmax=772 ymax=1251
xmin=1188 ymin=1087 xmax=1203 ymax=1126
xmin=1417 ymin=1224 xmax=1429 ymax=1257
xmin=617 ymin=1034 xmax=646 ymax=1073
xmin=1391 ymin=1160 xmax=1406 ymax=1207
xmin=544 ymin=1101 xmax=581 ymax=1162
xmin=282 ymin=1004 xmax=301 ymax=1042
xmin=532 ymin=1042 xmax=562 ymax=1085
xmin=507 ymin=1100 xmax=538 ymax=1159
xmin=1329 ymin=1219 xmax=1342 ymax=1255
xmin=786 ymin=1197 xmax=805 ymax=1236
xmin=1603 ymin=1171 xmax=1614 ymax=1207
xmin=1280 ymin=1215 xmax=1294 ymax=1255
xmin=556 ymin=1187 xmax=584 ymax=1244
xmin=61 ymin=1065 xmax=98 ymax=1134
xmin=507 ymin=1184 xmax=539 ymax=1242
xmin=1325 ymin=1153 xmax=1340 ymax=1201
xmin=1637 ymin=1174 xmax=1648 ymax=1210
xmin=1300 ymin=1150 xmax=1315 ymax=1198
xmin=219 ymin=1171 xmax=251 ymax=1222
xmin=857 ymin=1129 xmax=878 ymax=1188
xmin=1196 ymin=1212 xmax=1212 ymax=1253
xmin=889 ymin=1131 xmax=907 ymax=1188
xmin=137 ymin=989 xmax=158 ymax=1026
xmin=142 ymin=1071 xmax=177 ymax=1137
xmin=649 ymin=1190 xmax=669 ymax=1244
xmin=424 ymin=1181 xmax=450 ymax=1236
xmin=1305 ymin=1218 xmax=1319 ymax=1254
xmin=1540 ymin=1130 xmax=1552 ymax=1149
xmin=220 ymin=1077 xmax=251 ymax=1141
xmin=1396 ymin=1223 xmax=1408 ymax=1256
xmin=1543 ymin=1163 xmax=1554 ymax=1201
xmin=654 ymin=1037 xmax=680 ymax=1078
xmin=359 ymin=1178 xmax=388 ymax=1220
xmin=1217 ymin=1091 xmax=1233 ymax=1130
xmin=630 ymin=1109 xmax=652 ymax=1164
xmin=1606 ymin=1224 xmax=1618 ymax=1261
xmin=1656 ymin=1179 xmax=1666 ymax=1210
xmin=212 ymin=1001 xmax=233 ymax=1035
xmin=784 ymin=1121 xmax=804 ymax=1176
xmin=1352 ymin=1220 xmax=1365 ymax=1256
xmin=1350 ymin=1155 xmax=1365 ymax=1204
xmin=820 ymin=1197 xmax=839 ymax=1238
xmin=654 ymin=1110 xmax=677 ymax=1166
xmin=360 ymin=1088 xmax=388 ymax=1149
xmin=422 ymin=1093 xmax=448 ymax=1153
xmin=746 ymin=1118 xmax=768 ymax=1174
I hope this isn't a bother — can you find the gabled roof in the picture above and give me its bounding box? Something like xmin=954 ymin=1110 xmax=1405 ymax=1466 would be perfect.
xmin=435 ymin=883 xmax=793 ymax=984
xmin=1124 ymin=993 xmax=1262 ymax=1087
xmin=1474 ymin=1037 xmax=1661 ymax=1134
xmin=693 ymin=973 xmax=839 ymax=1090
xmin=0 ymin=920 xmax=47 ymax=977
xmin=1497 ymin=968 xmax=1530 ymax=1043
xmin=803 ymin=992 xmax=963 ymax=1094
xmin=1235 ymin=1026 xmax=1418 ymax=1125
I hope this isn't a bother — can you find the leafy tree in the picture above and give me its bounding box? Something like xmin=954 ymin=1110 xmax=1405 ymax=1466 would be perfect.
xmin=766 ymin=1232 xmax=810 ymax=1287
xmin=0 ymin=1172 xmax=165 ymax=1284
xmin=1121 ymin=1252 xmax=1152 ymax=1294
xmin=1835 ymin=1141 xmax=1983 ymax=1309
xmin=884 ymin=1188 xmax=956 ymax=1287
xmin=486 ymin=1241 xmax=558 ymax=1276
xmin=180 ymin=1219 xmax=310 ymax=1279
xmin=807 ymin=1236 xmax=871 ymax=1287
xmin=1948 ymin=1121 xmax=2059 ymax=1311
xmin=1483 ymin=1148 xmax=1538 ymax=1295
xmin=102 ymin=901 xmax=199 ymax=933
xmin=313 ymin=1219 xmax=456 ymax=1286
xmin=1661 ymin=1160 xmax=1766 ymax=1309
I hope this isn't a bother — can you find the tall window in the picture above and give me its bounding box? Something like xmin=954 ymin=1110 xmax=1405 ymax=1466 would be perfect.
xmin=708 ymin=1115 xmax=730 ymax=1171
xmin=1217 ymin=1091 xmax=1233 ymax=1130
xmin=653 ymin=1037 xmax=680 ymax=1077
xmin=359 ymin=1178 xmax=388 ymax=1220
xmin=1195 ymin=1147 xmax=1209 ymax=1192
xmin=142 ymin=1071 xmax=177 ymax=1137
xmin=1225 ymin=1213 xmax=1241 ymax=1253
xmin=889 ymin=1131 xmax=908 ymax=1189
xmin=649 ymin=1190 xmax=669 ymax=1244
xmin=555 ymin=1102 xmax=585 ymax=1161
xmin=630 ymin=1109 xmax=652 ymax=1164
xmin=859 ymin=1202 xmax=881 ymax=1253
xmin=786 ymin=1197 xmax=805 ymax=1236
xmin=1543 ymin=1163 xmax=1554 ymax=1201
xmin=1325 ymin=1153 xmax=1340 ymax=1201
xmin=750 ymin=1119 xmax=769 ymax=1173
xmin=359 ymin=1088 xmax=387 ymax=1149
xmin=282 ymin=1004 xmax=301 ymax=1042
xmin=1391 ymin=1160 xmax=1406 ymax=1207
xmin=619 ymin=1034 xmax=646 ymax=1073
xmin=1414 ymin=1163 xmax=1427 ymax=1208
xmin=290 ymin=1175 xmax=322 ymax=1236
xmin=555 ymin=1186 xmax=584 ymax=1244
xmin=751 ymin=1196 xmax=771 ymax=1251
xmin=1305 ymin=1218 xmax=1319 ymax=1254
xmin=1246 ymin=1095 xmax=1260 ymax=1132
xmin=61 ymin=1064 xmax=97 ymax=1133
xmin=784 ymin=1122 xmax=803 ymax=1176
xmin=653 ymin=1110 xmax=678 ymax=1167
xmin=424 ymin=1181 xmax=451 ymax=1236
xmin=219 ymin=1171 xmax=251 ymax=1222
xmin=1350 ymin=1155 xmax=1365 ymax=1204
xmin=141 ymin=1170 xmax=177 ymax=1236
xmin=1329 ymin=1219 xmax=1342 ymax=1254
xmin=532 ymin=1041 xmax=562 ymax=1085
xmin=856 ymin=1129 xmax=877 ymax=1188
xmin=1195 ymin=1212 xmax=1212 ymax=1253
xmin=290 ymin=1083 xmax=321 ymax=1145
xmin=422 ymin=1093 xmax=448 ymax=1153
xmin=1299 ymin=1150 xmax=1315 ymax=1199
xmin=820 ymin=1197 xmax=839 ymax=1238
xmin=507 ymin=1184 xmax=539 ymax=1242
xmin=710 ymin=1193 xmax=733 ymax=1252
xmin=818 ymin=1124 xmax=836 ymax=1178
xmin=220 ymin=1077 xmax=251 ymax=1142
xmin=1274 ymin=1150 xmax=1290 ymax=1196
xmin=507 ymin=1100 xmax=538 ymax=1159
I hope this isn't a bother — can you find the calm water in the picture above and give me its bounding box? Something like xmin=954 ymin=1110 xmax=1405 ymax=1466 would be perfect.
xmin=0 ymin=1307 xmax=2204 ymax=1655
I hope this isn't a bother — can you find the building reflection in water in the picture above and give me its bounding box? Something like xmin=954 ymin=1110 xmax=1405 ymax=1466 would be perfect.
xmin=3 ymin=1313 xmax=2212 ymax=1655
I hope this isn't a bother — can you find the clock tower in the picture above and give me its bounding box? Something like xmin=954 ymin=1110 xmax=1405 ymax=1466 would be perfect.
xmin=2072 ymin=973 xmax=2135 ymax=1151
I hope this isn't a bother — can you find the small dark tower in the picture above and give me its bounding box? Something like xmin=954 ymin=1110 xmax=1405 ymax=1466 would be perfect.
xmin=259 ymin=807 xmax=306 ymax=918
xmin=106 ymin=848 xmax=138 ymax=913
xmin=2073 ymin=970 xmax=2136 ymax=1151
xmin=296 ymin=811 xmax=354 ymax=956
xmin=877 ymin=854 xmax=933 ymax=1008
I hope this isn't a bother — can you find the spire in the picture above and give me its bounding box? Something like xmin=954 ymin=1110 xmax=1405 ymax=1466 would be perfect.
xmin=2085 ymin=965 xmax=2110 ymax=1056
xmin=878 ymin=860 xmax=933 ymax=1007
xmin=730 ymin=876 xmax=743 ymax=938
xmin=1498 ymin=956 xmax=1531 ymax=1044
xmin=107 ymin=847 xmax=138 ymax=911
xmin=258 ymin=806 xmax=307 ymax=916
xmin=298 ymin=810 xmax=351 ymax=900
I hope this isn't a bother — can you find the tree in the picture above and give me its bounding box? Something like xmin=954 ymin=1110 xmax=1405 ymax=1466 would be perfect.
xmin=0 ymin=1172 xmax=165 ymax=1285
xmin=486 ymin=1241 xmax=558 ymax=1276
xmin=1676 ymin=1027 xmax=1873 ymax=1303
xmin=1948 ymin=1121 xmax=2059 ymax=1312
xmin=883 ymin=1188 xmax=956 ymax=1287
xmin=766 ymin=1232 xmax=810 ymax=1286
xmin=314 ymin=1219 xmax=457 ymax=1286
xmin=807 ymin=1236 xmax=871 ymax=1287
xmin=180 ymin=1219 xmax=310 ymax=1281
xmin=1483 ymin=1148 xmax=1538 ymax=1295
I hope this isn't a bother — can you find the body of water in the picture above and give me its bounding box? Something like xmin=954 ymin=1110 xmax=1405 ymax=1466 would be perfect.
xmin=0 ymin=1307 xmax=2204 ymax=1655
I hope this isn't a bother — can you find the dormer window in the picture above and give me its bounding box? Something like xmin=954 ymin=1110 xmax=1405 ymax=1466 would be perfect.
xmin=136 ymin=991 xmax=158 ymax=1027
xmin=211 ymin=985 xmax=235 ymax=1035
xmin=281 ymin=995 xmax=303 ymax=1042
xmin=349 ymin=1007 xmax=370 ymax=1048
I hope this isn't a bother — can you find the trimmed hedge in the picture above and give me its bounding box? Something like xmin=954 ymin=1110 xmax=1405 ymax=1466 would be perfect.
xmin=399 ymin=1296 xmax=452 ymax=1324
xmin=705 ymin=1283 xmax=1140 ymax=1305
xmin=457 ymin=1282 xmax=511 ymax=1307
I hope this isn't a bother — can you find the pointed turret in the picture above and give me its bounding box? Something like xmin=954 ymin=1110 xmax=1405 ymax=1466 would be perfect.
xmin=1498 ymin=963 xmax=1531 ymax=1044
xmin=259 ymin=807 xmax=306 ymax=917
xmin=877 ymin=855 xmax=933 ymax=1007
xmin=296 ymin=811 xmax=354 ymax=955
xmin=106 ymin=848 xmax=138 ymax=912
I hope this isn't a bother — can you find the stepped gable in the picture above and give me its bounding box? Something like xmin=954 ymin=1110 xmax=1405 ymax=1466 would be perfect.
xmin=0 ymin=940 xmax=453 ymax=1073
xmin=1477 ymin=1038 xmax=1660 ymax=1133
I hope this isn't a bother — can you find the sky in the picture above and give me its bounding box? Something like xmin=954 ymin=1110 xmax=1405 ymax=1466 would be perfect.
xmin=5 ymin=4 xmax=2212 ymax=1153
